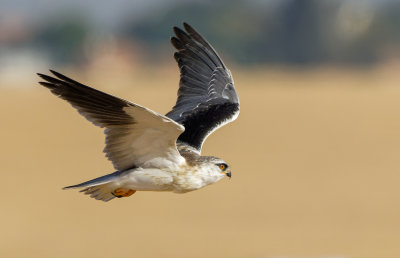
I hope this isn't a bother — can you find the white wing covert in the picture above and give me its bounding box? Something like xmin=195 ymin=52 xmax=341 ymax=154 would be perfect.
xmin=38 ymin=70 xmax=185 ymax=171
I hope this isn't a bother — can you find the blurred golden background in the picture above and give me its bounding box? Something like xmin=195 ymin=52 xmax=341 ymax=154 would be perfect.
xmin=2 ymin=0 xmax=400 ymax=257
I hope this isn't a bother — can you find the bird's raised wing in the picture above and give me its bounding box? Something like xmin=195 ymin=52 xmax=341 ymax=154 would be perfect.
xmin=38 ymin=70 xmax=185 ymax=171
xmin=166 ymin=23 xmax=240 ymax=153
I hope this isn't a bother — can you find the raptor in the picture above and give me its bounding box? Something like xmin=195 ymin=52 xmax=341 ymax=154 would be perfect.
xmin=37 ymin=23 xmax=240 ymax=201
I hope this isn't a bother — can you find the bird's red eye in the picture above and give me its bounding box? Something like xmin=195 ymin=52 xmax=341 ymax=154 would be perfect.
xmin=219 ymin=164 xmax=226 ymax=170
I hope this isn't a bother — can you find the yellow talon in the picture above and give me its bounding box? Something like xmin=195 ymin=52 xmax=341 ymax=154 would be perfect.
xmin=112 ymin=188 xmax=136 ymax=198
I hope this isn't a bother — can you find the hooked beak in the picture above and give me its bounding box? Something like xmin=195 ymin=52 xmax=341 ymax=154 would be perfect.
xmin=226 ymin=170 xmax=231 ymax=178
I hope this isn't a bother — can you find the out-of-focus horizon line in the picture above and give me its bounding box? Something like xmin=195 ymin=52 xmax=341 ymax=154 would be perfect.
xmin=1 ymin=0 xmax=400 ymax=74
xmin=1 ymin=0 xmax=397 ymax=28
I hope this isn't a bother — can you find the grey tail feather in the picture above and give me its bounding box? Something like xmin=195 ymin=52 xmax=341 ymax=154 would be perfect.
xmin=63 ymin=171 xmax=123 ymax=202
xmin=63 ymin=171 xmax=121 ymax=189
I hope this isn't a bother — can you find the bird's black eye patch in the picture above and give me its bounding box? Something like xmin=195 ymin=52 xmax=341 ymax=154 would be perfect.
xmin=217 ymin=163 xmax=228 ymax=171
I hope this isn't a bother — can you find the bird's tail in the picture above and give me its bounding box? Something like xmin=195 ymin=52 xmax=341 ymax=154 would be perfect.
xmin=63 ymin=171 xmax=122 ymax=202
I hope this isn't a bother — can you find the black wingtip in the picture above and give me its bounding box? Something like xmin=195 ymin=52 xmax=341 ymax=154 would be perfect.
xmin=183 ymin=22 xmax=192 ymax=31
xmin=170 ymin=36 xmax=177 ymax=44
xmin=36 ymin=72 xmax=46 ymax=79
xmin=49 ymin=69 xmax=66 ymax=80
xmin=36 ymin=72 xmax=62 ymax=84
xmin=37 ymin=70 xmax=58 ymax=80
xmin=183 ymin=22 xmax=201 ymax=37
xmin=37 ymin=72 xmax=51 ymax=88
xmin=47 ymin=69 xmax=84 ymax=86
xmin=173 ymin=26 xmax=180 ymax=34
xmin=49 ymin=69 xmax=61 ymax=77
xmin=171 ymin=36 xmax=183 ymax=50
xmin=173 ymin=26 xmax=187 ymax=38
xmin=38 ymin=81 xmax=54 ymax=88
xmin=173 ymin=22 xmax=191 ymax=33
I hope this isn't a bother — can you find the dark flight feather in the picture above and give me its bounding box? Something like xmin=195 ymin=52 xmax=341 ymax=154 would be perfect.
xmin=37 ymin=70 xmax=134 ymax=127
xmin=166 ymin=23 xmax=240 ymax=152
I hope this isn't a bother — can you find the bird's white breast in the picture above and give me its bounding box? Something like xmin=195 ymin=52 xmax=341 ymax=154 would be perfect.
xmin=115 ymin=162 xmax=224 ymax=193
xmin=171 ymin=164 xmax=225 ymax=193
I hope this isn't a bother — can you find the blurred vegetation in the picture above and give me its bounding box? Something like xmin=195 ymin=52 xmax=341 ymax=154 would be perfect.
xmin=33 ymin=16 xmax=91 ymax=64
xmin=122 ymin=0 xmax=400 ymax=65
xmin=2 ymin=0 xmax=400 ymax=67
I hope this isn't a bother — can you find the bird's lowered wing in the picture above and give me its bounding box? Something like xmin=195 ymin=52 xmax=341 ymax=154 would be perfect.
xmin=166 ymin=23 xmax=240 ymax=153
xmin=38 ymin=70 xmax=185 ymax=171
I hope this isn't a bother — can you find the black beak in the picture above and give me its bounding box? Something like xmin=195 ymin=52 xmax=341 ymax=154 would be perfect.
xmin=226 ymin=171 xmax=231 ymax=178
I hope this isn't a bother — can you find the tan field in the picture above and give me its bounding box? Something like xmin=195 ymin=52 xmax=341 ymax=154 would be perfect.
xmin=2 ymin=64 xmax=400 ymax=258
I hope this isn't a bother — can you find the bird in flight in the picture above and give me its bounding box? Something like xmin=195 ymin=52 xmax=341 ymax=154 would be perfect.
xmin=37 ymin=23 xmax=240 ymax=201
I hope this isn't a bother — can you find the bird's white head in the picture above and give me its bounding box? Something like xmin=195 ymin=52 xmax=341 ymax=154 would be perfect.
xmin=196 ymin=157 xmax=231 ymax=185
xmin=213 ymin=159 xmax=231 ymax=179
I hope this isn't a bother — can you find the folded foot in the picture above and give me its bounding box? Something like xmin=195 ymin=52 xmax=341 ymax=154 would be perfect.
xmin=112 ymin=188 xmax=136 ymax=198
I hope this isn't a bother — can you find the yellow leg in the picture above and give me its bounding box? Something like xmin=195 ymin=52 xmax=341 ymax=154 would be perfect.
xmin=112 ymin=188 xmax=136 ymax=198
